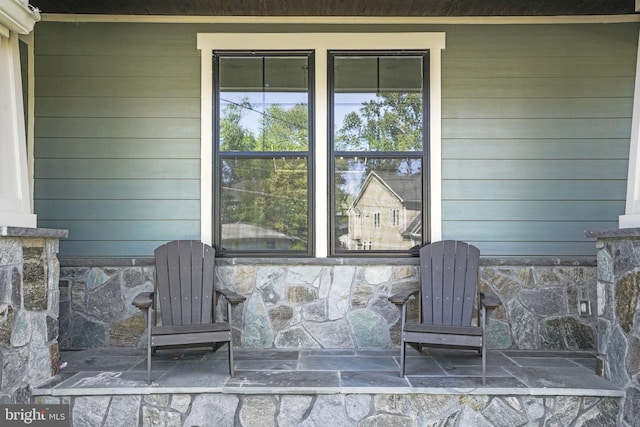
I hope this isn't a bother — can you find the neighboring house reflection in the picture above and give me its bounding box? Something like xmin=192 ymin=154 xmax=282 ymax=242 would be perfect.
xmin=222 ymin=223 xmax=298 ymax=250
xmin=344 ymin=172 xmax=422 ymax=250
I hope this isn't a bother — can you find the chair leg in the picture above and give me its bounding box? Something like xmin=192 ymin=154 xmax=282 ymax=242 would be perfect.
xmin=481 ymin=306 xmax=487 ymax=385
xmin=147 ymin=343 xmax=152 ymax=385
xmin=227 ymin=301 xmax=235 ymax=377
xmin=482 ymin=341 xmax=486 ymax=385
xmin=400 ymin=340 xmax=406 ymax=377
xmin=146 ymin=307 xmax=152 ymax=385
xmin=229 ymin=340 xmax=235 ymax=377
xmin=400 ymin=303 xmax=407 ymax=377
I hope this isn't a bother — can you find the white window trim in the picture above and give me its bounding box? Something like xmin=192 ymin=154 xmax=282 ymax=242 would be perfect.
xmin=197 ymin=32 xmax=445 ymax=257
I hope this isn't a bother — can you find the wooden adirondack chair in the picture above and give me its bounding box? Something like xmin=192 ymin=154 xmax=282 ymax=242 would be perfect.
xmin=389 ymin=240 xmax=501 ymax=384
xmin=133 ymin=240 xmax=245 ymax=384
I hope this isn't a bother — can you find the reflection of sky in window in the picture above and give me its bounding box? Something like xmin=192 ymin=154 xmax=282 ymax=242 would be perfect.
xmin=220 ymin=91 xmax=308 ymax=136
xmin=337 ymin=158 xmax=421 ymax=198
xmin=339 ymin=160 xmax=367 ymax=197
xmin=220 ymin=91 xmax=418 ymax=142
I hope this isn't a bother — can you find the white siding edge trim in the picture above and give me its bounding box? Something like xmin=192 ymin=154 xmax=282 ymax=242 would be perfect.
xmin=197 ymin=32 xmax=445 ymax=256
xmin=621 ymin=29 xmax=640 ymax=229
xmin=0 ymin=31 xmax=36 ymax=228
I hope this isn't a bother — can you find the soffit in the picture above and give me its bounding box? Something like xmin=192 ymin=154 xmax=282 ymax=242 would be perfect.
xmin=28 ymin=0 xmax=637 ymax=17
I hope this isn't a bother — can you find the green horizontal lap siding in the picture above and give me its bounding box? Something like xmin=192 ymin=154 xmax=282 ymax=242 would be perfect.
xmin=34 ymin=200 xmax=200 ymax=220
xmin=443 ymin=180 xmax=625 ymax=201
xmin=33 ymin=21 xmax=638 ymax=258
xmin=37 ymin=220 xmax=200 ymax=240
xmin=455 ymin=241 xmax=606 ymax=257
xmin=441 ymin=24 xmax=636 ymax=256
xmin=34 ymin=22 xmax=203 ymax=57
xmin=34 ymin=179 xmax=199 ymax=200
xmin=36 ymin=76 xmax=199 ymax=98
xmin=53 ymin=240 xmax=190 ymax=258
xmin=34 ymin=22 xmax=202 ymax=257
xmin=36 ymin=55 xmax=200 ymax=78
xmin=444 ymin=139 xmax=628 ymax=159
xmin=35 ymin=138 xmax=200 ymax=159
xmin=449 ymin=221 xmax=617 ymax=242
xmin=36 ymin=98 xmax=200 ymax=119
xmin=35 ymin=159 xmax=199 ymax=179
xmin=444 ymin=201 xmax=623 ymax=221
xmin=442 ymin=77 xmax=634 ymax=98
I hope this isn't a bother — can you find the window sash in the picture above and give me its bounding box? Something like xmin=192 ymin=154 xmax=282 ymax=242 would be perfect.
xmin=213 ymin=51 xmax=314 ymax=256
xmin=329 ymin=51 xmax=429 ymax=255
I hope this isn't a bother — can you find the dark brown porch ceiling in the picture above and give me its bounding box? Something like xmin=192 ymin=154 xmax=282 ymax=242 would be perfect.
xmin=29 ymin=0 xmax=637 ymax=17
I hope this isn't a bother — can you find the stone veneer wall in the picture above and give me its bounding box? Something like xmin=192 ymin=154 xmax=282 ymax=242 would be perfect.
xmin=586 ymin=228 xmax=640 ymax=426
xmin=58 ymin=257 xmax=599 ymax=353
xmin=34 ymin=393 xmax=619 ymax=426
xmin=0 ymin=227 xmax=67 ymax=402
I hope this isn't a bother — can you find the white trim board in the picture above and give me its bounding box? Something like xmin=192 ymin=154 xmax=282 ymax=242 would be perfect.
xmin=43 ymin=13 xmax=640 ymax=25
xmin=620 ymin=29 xmax=640 ymax=229
xmin=197 ymin=32 xmax=445 ymax=257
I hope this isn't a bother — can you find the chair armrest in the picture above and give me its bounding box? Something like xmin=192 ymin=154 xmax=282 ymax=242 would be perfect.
xmin=480 ymin=292 xmax=501 ymax=310
xmin=132 ymin=292 xmax=154 ymax=310
xmin=388 ymin=289 xmax=419 ymax=305
xmin=217 ymin=289 xmax=246 ymax=305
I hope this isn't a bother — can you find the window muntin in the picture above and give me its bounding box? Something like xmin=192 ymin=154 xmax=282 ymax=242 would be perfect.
xmin=215 ymin=52 xmax=313 ymax=255
xmin=331 ymin=51 xmax=427 ymax=255
xmin=391 ymin=209 xmax=400 ymax=227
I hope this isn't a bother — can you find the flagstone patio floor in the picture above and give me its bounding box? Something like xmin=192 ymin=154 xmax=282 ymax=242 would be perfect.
xmin=34 ymin=346 xmax=623 ymax=398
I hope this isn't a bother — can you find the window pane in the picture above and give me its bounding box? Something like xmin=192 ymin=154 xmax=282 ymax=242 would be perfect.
xmin=334 ymin=56 xmax=423 ymax=93
xmin=334 ymin=157 xmax=422 ymax=252
xmin=333 ymin=55 xmax=423 ymax=152
xmin=219 ymin=56 xmax=309 ymax=152
xmin=221 ymin=157 xmax=308 ymax=252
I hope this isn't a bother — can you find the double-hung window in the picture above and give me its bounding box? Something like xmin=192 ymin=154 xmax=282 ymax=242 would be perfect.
xmin=214 ymin=52 xmax=313 ymax=256
xmin=330 ymin=52 xmax=427 ymax=254
xmin=198 ymin=33 xmax=444 ymax=257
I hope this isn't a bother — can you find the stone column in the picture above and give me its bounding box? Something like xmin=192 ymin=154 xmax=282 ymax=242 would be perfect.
xmin=586 ymin=228 xmax=640 ymax=426
xmin=0 ymin=226 xmax=67 ymax=403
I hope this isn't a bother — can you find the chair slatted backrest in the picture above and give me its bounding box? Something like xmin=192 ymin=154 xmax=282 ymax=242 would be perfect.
xmin=420 ymin=240 xmax=480 ymax=327
xmin=155 ymin=240 xmax=217 ymax=327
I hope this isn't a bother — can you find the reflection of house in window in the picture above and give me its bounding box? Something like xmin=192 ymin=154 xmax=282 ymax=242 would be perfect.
xmin=222 ymin=223 xmax=298 ymax=251
xmin=345 ymin=172 xmax=422 ymax=250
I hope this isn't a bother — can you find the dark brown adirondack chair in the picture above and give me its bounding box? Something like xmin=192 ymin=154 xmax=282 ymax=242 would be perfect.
xmin=389 ymin=240 xmax=501 ymax=384
xmin=133 ymin=240 xmax=245 ymax=384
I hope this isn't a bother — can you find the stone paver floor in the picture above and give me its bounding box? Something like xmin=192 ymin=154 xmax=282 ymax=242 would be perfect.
xmin=34 ymin=346 xmax=623 ymax=397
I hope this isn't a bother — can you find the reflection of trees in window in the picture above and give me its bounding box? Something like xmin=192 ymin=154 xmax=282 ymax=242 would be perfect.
xmin=335 ymin=92 xmax=423 ymax=152
xmin=220 ymin=98 xmax=308 ymax=152
xmin=219 ymin=98 xmax=309 ymax=252
xmin=220 ymin=98 xmax=257 ymax=152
